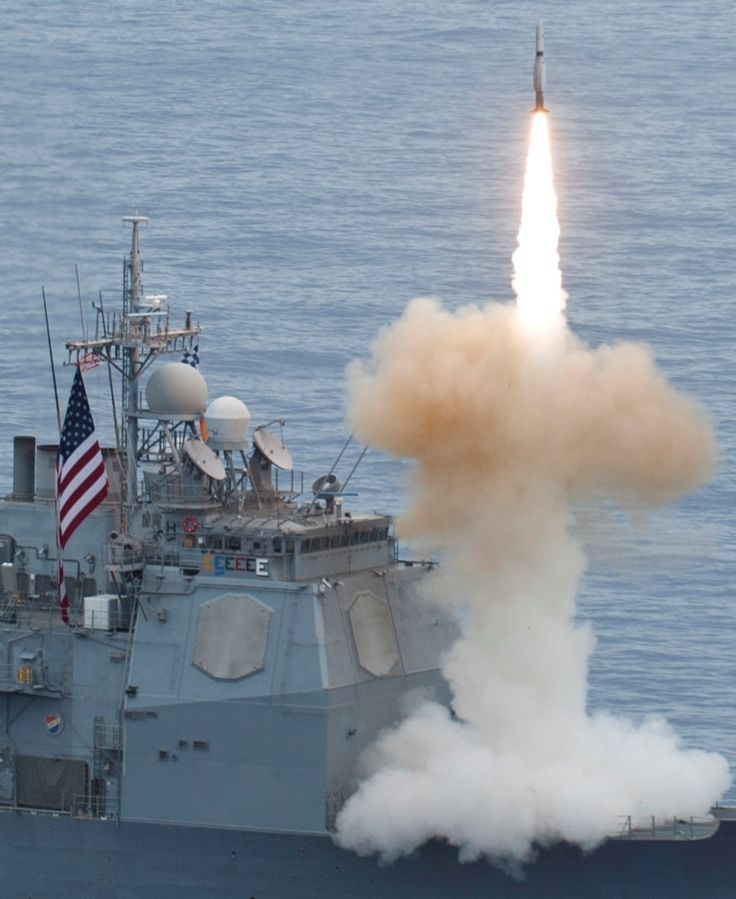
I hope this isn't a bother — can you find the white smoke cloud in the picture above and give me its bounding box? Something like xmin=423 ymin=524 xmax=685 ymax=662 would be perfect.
xmin=335 ymin=298 xmax=730 ymax=866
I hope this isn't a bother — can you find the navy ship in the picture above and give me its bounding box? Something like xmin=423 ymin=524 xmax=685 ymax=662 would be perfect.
xmin=0 ymin=218 xmax=734 ymax=899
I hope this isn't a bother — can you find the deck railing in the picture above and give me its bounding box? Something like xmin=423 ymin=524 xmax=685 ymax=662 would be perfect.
xmin=0 ymin=594 xmax=129 ymax=634
xmin=616 ymin=814 xmax=718 ymax=840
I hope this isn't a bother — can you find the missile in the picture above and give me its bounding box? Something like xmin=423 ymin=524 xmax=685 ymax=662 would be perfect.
xmin=533 ymin=20 xmax=547 ymax=112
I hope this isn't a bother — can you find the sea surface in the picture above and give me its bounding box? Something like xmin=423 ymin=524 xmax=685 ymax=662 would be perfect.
xmin=1 ymin=1 xmax=735 ymax=799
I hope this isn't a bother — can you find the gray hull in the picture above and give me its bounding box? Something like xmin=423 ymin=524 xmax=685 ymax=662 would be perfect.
xmin=2 ymin=815 xmax=736 ymax=899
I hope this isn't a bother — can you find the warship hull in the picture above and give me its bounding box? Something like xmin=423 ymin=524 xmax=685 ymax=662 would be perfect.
xmin=2 ymin=813 xmax=736 ymax=898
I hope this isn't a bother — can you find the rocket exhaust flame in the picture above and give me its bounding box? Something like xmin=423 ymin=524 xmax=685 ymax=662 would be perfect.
xmin=336 ymin=69 xmax=729 ymax=867
xmin=512 ymin=112 xmax=565 ymax=338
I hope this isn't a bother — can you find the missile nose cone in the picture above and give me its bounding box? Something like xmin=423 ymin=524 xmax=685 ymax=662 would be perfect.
xmin=536 ymin=20 xmax=544 ymax=53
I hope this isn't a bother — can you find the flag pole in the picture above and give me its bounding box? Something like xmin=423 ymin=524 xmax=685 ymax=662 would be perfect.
xmin=41 ymin=286 xmax=62 ymax=434
xmin=74 ymin=264 xmax=88 ymax=341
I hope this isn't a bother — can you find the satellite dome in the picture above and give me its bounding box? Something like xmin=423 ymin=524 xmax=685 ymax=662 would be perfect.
xmin=205 ymin=396 xmax=251 ymax=450
xmin=146 ymin=363 xmax=208 ymax=419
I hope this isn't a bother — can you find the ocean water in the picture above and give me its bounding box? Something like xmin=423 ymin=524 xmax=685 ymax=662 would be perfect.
xmin=1 ymin=1 xmax=735 ymax=797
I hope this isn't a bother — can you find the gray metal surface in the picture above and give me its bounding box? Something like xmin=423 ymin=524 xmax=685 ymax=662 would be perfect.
xmin=193 ymin=592 xmax=271 ymax=679
xmin=0 ymin=814 xmax=736 ymax=899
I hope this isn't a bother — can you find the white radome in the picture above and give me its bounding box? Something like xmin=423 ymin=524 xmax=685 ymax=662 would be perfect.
xmin=146 ymin=363 xmax=208 ymax=419
xmin=205 ymin=396 xmax=251 ymax=449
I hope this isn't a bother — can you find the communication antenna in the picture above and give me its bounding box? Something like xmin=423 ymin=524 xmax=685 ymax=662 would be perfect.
xmin=122 ymin=213 xmax=149 ymax=309
xmin=306 ymin=433 xmax=367 ymax=515
xmin=312 ymin=474 xmax=342 ymax=513
xmin=339 ymin=444 xmax=369 ymax=494
xmin=184 ymin=438 xmax=226 ymax=481
xmin=41 ymin=287 xmax=62 ymax=433
xmin=75 ymin=264 xmax=88 ymax=341
xmin=253 ymin=423 xmax=293 ymax=471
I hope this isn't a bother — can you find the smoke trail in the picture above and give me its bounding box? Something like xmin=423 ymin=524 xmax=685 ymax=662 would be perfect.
xmin=335 ymin=114 xmax=730 ymax=866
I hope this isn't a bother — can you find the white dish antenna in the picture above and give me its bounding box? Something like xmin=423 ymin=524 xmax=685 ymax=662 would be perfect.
xmin=184 ymin=438 xmax=226 ymax=481
xmin=253 ymin=427 xmax=293 ymax=471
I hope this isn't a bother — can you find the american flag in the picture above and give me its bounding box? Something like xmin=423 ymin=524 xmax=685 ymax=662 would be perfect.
xmin=56 ymin=368 xmax=109 ymax=623
xmin=78 ymin=352 xmax=101 ymax=372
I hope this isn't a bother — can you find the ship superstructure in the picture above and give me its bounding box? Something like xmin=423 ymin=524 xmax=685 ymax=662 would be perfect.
xmin=0 ymin=218 xmax=455 ymax=834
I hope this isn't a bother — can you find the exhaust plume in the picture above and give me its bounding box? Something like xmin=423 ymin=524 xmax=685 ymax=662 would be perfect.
xmin=336 ymin=113 xmax=729 ymax=866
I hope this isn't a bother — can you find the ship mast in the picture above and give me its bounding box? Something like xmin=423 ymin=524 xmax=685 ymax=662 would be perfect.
xmin=66 ymin=216 xmax=201 ymax=528
xmin=122 ymin=214 xmax=147 ymax=504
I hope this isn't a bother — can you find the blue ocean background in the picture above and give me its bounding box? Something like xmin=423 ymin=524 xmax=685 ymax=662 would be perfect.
xmin=1 ymin=2 xmax=735 ymax=798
